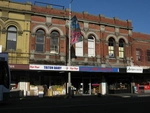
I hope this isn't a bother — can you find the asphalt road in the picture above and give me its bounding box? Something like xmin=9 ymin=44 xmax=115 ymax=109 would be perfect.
xmin=0 ymin=95 xmax=150 ymax=113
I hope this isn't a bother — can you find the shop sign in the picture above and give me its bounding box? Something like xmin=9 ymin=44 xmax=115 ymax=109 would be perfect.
xmin=30 ymin=64 xmax=66 ymax=71
xmin=79 ymin=66 xmax=119 ymax=72
xmin=66 ymin=66 xmax=79 ymax=71
xmin=29 ymin=64 xmax=79 ymax=71
xmin=126 ymin=66 xmax=143 ymax=73
xmin=9 ymin=64 xmax=29 ymax=70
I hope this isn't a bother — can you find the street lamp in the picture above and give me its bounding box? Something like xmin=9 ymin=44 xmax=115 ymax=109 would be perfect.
xmin=67 ymin=0 xmax=73 ymax=97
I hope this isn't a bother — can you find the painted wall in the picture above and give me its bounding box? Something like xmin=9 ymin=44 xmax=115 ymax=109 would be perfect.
xmin=0 ymin=0 xmax=31 ymax=64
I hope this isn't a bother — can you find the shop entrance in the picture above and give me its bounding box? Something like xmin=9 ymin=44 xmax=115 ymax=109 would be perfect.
xmin=82 ymin=77 xmax=91 ymax=94
xmin=78 ymin=77 xmax=102 ymax=95
xmin=71 ymin=72 xmax=102 ymax=95
xmin=72 ymin=77 xmax=91 ymax=95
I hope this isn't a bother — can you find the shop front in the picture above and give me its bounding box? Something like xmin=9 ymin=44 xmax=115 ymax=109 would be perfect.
xmin=28 ymin=65 xmax=120 ymax=96
xmin=11 ymin=64 xmax=141 ymax=97
xmin=74 ymin=66 xmax=119 ymax=95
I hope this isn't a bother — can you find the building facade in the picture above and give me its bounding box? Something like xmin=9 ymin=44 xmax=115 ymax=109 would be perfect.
xmin=0 ymin=0 xmax=31 ymax=92
xmin=1 ymin=0 xmax=150 ymax=96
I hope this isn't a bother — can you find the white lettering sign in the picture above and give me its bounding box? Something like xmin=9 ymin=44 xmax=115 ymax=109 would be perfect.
xmin=29 ymin=64 xmax=79 ymax=71
xmin=127 ymin=66 xmax=143 ymax=73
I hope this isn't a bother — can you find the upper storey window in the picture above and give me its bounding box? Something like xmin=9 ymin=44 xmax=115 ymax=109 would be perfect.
xmin=35 ymin=29 xmax=45 ymax=52
xmin=119 ymin=39 xmax=125 ymax=58
xmin=75 ymin=36 xmax=83 ymax=57
xmin=88 ymin=35 xmax=95 ymax=57
xmin=146 ymin=50 xmax=150 ymax=62
xmin=108 ymin=37 xmax=115 ymax=58
xmin=6 ymin=26 xmax=17 ymax=51
xmin=136 ymin=48 xmax=142 ymax=61
xmin=50 ymin=30 xmax=59 ymax=54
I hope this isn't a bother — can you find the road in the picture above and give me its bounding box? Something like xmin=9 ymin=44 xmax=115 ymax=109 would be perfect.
xmin=0 ymin=95 xmax=150 ymax=113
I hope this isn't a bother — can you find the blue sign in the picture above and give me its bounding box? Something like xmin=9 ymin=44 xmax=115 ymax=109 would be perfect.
xmin=79 ymin=66 xmax=119 ymax=72
xmin=44 ymin=66 xmax=62 ymax=70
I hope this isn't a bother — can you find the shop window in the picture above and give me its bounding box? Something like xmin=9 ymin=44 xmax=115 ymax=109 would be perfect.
xmin=6 ymin=26 xmax=17 ymax=50
xmin=108 ymin=37 xmax=115 ymax=58
xmin=88 ymin=35 xmax=95 ymax=57
xmin=35 ymin=29 xmax=45 ymax=52
xmin=75 ymin=36 xmax=83 ymax=57
xmin=109 ymin=82 xmax=130 ymax=94
xmin=50 ymin=30 xmax=59 ymax=54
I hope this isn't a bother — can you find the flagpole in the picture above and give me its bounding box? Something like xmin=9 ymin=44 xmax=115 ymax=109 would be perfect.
xmin=68 ymin=0 xmax=73 ymax=97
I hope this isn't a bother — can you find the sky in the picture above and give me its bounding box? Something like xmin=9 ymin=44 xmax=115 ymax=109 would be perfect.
xmin=12 ymin=0 xmax=150 ymax=34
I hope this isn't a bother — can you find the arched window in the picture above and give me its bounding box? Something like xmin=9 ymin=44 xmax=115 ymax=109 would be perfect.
xmin=119 ymin=39 xmax=125 ymax=58
xmin=75 ymin=36 xmax=83 ymax=56
xmin=35 ymin=29 xmax=45 ymax=52
xmin=147 ymin=50 xmax=150 ymax=62
xmin=88 ymin=35 xmax=95 ymax=57
xmin=108 ymin=37 xmax=115 ymax=58
xmin=136 ymin=48 xmax=143 ymax=61
xmin=6 ymin=26 xmax=17 ymax=50
xmin=50 ymin=30 xmax=59 ymax=54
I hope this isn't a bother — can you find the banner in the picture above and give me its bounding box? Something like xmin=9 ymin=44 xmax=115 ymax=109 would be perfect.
xmin=70 ymin=15 xmax=82 ymax=44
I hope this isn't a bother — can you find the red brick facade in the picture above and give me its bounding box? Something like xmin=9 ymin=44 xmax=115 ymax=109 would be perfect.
xmin=29 ymin=5 xmax=150 ymax=67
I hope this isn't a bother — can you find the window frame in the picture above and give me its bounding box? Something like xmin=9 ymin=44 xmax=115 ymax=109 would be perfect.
xmin=50 ymin=30 xmax=59 ymax=54
xmin=88 ymin=35 xmax=95 ymax=57
xmin=146 ymin=50 xmax=150 ymax=62
xmin=6 ymin=26 xmax=17 ymax=51
xmin=119 ymin=39 xmax=125 ymax=58
xmin=75 ymin=36 xmax=83 ymax=57
xmin=136 ymin=48 xmax=143 ymax=61
xmin=35 ymin=29 xmax=45 ymax=52
xmin=108 ymin=37 xmax=115 ymax=58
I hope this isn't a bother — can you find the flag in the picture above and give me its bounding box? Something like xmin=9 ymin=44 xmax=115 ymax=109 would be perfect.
xmin=70 ymin=15 xmax=82 ymax=45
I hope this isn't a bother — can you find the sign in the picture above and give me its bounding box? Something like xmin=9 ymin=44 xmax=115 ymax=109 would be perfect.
xmin=79 ymin=66 xmax=119 ymax=72
xmin=29 ymin=64 xmax=79 ymax=71
xmin=127 ymin=66 xmax=143 ymax=73
xmin=9 ymin=64 xmax=29 ymax=70
xmin=66 ymin=66 xmax=79 ymax=71
xmin=29 ymin=65 xmax=119 ymax=72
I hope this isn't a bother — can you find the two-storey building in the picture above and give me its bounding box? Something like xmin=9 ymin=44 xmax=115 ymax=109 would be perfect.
xmin=1 ymin=0 xmax=150 ymax=96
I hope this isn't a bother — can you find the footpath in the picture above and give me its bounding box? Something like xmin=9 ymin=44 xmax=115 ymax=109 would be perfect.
xmin=108 ymin=93 xmax=150 ymax=98
xmin=9 ymin=92 xmax=150 ymax=103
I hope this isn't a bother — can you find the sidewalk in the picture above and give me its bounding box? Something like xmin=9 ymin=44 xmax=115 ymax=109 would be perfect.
xmin=9 ymin=92 xmax=150 ymax=102
xmin=108 ymin=93 xmax=150 ymax=98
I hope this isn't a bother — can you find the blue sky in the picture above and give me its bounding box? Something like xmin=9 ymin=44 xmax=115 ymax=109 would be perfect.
xmin=13 ymin=0 xmax=150 ymax=34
